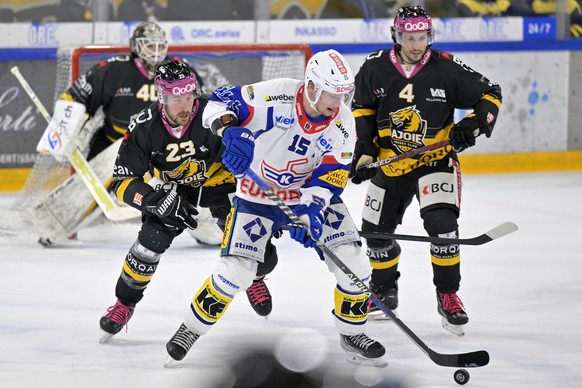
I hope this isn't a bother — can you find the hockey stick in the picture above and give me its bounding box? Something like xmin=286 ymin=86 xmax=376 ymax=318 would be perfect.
xmin=245 ymin=169 xmax=489 ymax=368
xmin=11 ymin=66 xmax=139 ymax=222
xmin=356 ymin=222 xmax=517 ymax=245
xmin=281 ymin=222 xmax=517 ymax=246
xmin=358 ymin=140 xmax=450 ymax=170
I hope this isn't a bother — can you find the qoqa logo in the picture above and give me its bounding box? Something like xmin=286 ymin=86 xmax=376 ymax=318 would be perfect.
xmin=404 ymin=21 xmax=430 ymax=31
xmin=172 ymin=83 xmax=196 ymax=95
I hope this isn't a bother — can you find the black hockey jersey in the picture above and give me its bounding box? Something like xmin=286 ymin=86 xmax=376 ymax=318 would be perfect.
xmin=352 ymin=47 xmax=502 ymax=176
xmin=62 ymin=55 xmax=203 ymax=145
xmin=111 ymin=97 xmax=234 ymax=210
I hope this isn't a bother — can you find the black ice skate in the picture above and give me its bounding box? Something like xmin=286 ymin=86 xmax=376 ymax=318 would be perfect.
xmin=437 ymin=290 xmax=469 ymax=336
xmin=99 ymin=299 xmax=135 ymax=344
xmin=340 ymin=333 xmax=388 ymax=367
xmin=368 ymin=275 xmax=399 ymax=319
xmin=246 ymin=277 xmax=272 ymax=317
xmin=165 ymin=323 xmax=200 ymax=367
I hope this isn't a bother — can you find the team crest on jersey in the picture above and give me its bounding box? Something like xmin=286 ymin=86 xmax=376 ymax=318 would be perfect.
xmin=162 ymin=159 xmax=207 ymax=187
xmin=262 ymin=159 xmax=309 ymax=188
xmin=389 ymin=106 xmax=427 ymax=152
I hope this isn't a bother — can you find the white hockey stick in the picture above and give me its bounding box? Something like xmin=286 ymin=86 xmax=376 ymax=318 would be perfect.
xmin=11 ymin=66 xmax=140 ymax=222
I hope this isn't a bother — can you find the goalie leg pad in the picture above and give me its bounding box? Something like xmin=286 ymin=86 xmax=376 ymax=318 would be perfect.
xmin=185 ymin=255 xmax=257 ymax=334
xmin=138 ymin=215 xmax=180 ymax=253
xmin=116 ymin=240 xmax=162 ymax=304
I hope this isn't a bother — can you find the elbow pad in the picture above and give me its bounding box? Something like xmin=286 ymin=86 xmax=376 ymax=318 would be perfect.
xmin=210 ymin=114 xmax=239 ymax=137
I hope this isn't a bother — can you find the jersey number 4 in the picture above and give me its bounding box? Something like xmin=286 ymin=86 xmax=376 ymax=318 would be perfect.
xmin=399 ymin=84 xmax=415 ymax=103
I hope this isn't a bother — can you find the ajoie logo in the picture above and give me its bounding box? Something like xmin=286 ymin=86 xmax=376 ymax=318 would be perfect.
xmin=430 ymin=88 xmax=446 ymax=98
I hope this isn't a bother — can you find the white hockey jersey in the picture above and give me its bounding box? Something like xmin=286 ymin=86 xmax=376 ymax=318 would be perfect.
xmin=203 ymin=78 xmax=355 ymax=207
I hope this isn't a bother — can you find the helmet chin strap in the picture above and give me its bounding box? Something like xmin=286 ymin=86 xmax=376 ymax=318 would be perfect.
xmin=305 ymin=86 xmax=322 ymax=115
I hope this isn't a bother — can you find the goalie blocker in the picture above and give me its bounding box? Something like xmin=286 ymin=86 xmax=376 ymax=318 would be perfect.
xmin=37 ymin=100 xmax=88 ymax=161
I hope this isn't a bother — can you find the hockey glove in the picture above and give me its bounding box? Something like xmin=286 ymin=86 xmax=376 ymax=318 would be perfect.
xmin=289 ymin=203 xmax=324 ymax=248
xmin=144 ymin=189 xmax=198 ymax=230
xmin=350 ymin=154 xmax=377 ymax=185
xmin=449 ymin=114 xmax=480 ymax=152
xmin=221 ymin=126 xmax=255 ymax=176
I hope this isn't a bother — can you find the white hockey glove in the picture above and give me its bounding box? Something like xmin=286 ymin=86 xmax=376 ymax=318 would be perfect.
xmin=37 ymin=100 xmax=88 ymax=162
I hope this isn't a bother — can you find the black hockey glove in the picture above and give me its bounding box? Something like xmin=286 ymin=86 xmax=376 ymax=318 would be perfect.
xmin=449 ymin=115 xmax=480 ymax=152
xmin=349 ymin=140 xmax=379 ymax=184
xmin=144 ymin=189 xmax=198 ymax=230
xmin=350 ymin=154 xmax=377 ymax=185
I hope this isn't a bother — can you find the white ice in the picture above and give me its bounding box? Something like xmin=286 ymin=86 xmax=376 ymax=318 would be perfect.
xmin=1 ymin=172 xmax=581 ymax=388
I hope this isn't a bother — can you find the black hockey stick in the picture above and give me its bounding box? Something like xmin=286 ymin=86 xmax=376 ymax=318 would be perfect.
xmin=282 ymin=222 xmax=517 ymax=246
xmin=245 ymin=169 xmax=489 ymax=368
xmin=358 ymin=222 xmax=518 ymax=245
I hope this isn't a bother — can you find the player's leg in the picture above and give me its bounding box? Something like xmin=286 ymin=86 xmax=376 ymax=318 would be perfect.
xmin=203 ymin=187 xmax=277 ymax=317
xmin=322 ymin=200 xmax=387 ymax=367
xmin=165 ymin=199 xmax=286 ymax=364
xmin=417 ymin=159 xmax=466 ymax=336
xmin=361 ymin=174 xmax=415 ymax=318
xmin=99 ymin=216 xmax=180 ymax=343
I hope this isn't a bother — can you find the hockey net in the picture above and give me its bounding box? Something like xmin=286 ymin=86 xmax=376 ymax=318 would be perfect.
xmin=3 ymin=44 xmax=312 ymax=234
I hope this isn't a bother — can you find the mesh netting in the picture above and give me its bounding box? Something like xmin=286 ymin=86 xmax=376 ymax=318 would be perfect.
xmin=5 ymin=44 xmax=311 ymax=234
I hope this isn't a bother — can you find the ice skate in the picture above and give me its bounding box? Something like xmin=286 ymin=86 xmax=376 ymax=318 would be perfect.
xmin=99 ymin=299 xmax=135 ymax=344
xmin=368 ymin=276 xmax=399 ymax=320
xmin=165 ymin=323 xmax=201 ymax=367
xmin=340 ymin=333 xmax=388 ymax=367
xmin=437 ymin=291 xmax=468 ymax=336
xmin=246 ymin=277 xmax=272 ymax=318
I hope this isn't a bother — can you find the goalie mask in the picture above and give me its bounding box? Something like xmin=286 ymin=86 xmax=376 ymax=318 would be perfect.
xmin=304 ymin=49 xmax=355 ymax=110
xmin=155 ymin=60 xmax=201 ymax=104
xmin=391 ymin=5 xmax=434 ymax=46
xmin=130 ymin=21 xmax=168 ymax=71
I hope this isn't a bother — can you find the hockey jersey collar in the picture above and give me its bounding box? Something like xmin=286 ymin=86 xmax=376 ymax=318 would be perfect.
xmin=295 ymin=84 xmax=339 ymax=135
xmin=389 ymin=47 xmax=432 ymax=79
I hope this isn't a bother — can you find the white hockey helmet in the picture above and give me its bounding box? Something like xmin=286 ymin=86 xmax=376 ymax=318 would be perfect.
xmin=304 ymin=49 xmax=355 ymax=108
xmin=130 ymin=21 xmax=168 ymax=69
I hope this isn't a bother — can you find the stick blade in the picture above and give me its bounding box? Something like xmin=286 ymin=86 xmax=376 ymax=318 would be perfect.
xmin=485 ymin=221 xmax=518 ymax=241
xmin=429 ymin=349 xmax=490 ymax=368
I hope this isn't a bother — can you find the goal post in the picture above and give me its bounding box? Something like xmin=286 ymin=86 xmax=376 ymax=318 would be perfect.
xmin=56 ymin=43 xmax=313 ymax=102
xmin=3 ymin=43 xmax=313 ymax=237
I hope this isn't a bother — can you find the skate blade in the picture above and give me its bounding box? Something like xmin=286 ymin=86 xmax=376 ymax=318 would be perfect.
xmin=164 ymin=355 xmax=178 ymax=368
xmin=368 ymin=309 xmax=398 ymax=321
xmin=441 ymin=317 xmax=466 ymax=336
xmin=344 ymin=351 xmax=388 ymax=368
xmin=99 ymin=331 xmax=114 ymax=344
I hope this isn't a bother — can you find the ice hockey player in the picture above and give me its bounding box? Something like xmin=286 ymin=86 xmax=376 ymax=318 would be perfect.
xmin=349 ymin=5 xmax=502 ymax=336
xmin=42 ymin=21 xmax=221 ymax=245
xmin=164 ymin=50 xmax=388 ymax=368
xmin=98 ymin=60 xmax=275 ymax=343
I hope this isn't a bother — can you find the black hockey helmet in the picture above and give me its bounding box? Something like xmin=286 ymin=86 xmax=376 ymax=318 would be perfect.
xmin=391 ymin=5 xmax=434 ymax=45
xmin=130 ymin=21 xmax=168 ymax=69
xmin=155 ymin=60 xmax=201 ymax=103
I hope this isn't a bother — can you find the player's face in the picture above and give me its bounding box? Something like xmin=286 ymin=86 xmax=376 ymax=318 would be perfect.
xmin=399 ymin=31 xmax=429 ymax=64
xmin=163 ymin=94 xmax=195 ymax=126
xmin=316 ymin=91 xmax=344 ymax=117
xmin=305 ymin=84 xmax=343 ymax=117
